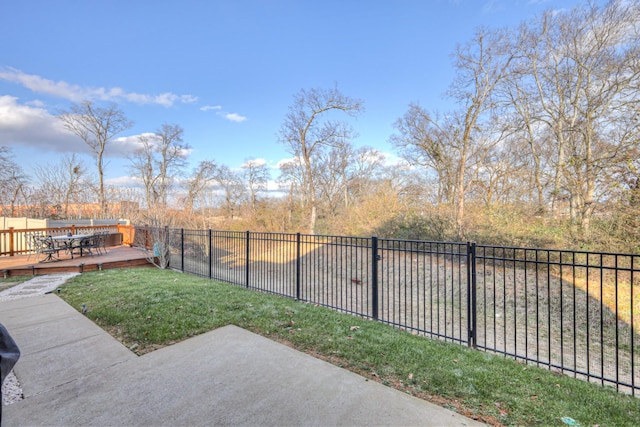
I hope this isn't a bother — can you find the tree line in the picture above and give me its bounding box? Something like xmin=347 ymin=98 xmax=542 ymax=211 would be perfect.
xmin=2 ymin=0 xmax=639 ymax=253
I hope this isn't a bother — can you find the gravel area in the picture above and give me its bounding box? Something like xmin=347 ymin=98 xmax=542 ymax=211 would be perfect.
xmin=1 ymin=273 xmax=80 ymax=406
xmin=2 ymin=372 xmax=22 ymax=406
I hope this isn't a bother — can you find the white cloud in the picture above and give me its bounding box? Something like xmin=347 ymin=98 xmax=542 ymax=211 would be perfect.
xmin=240 ymin=158 xmax=267 ymax=168
xmin=274 ymin=156 xmax=301 ymax=169
xmin=378 ymin=151 xmax=412 ymax=168
xmin=265 ymin=180 xmax=284 ymax=193
xmin=273 ymin=152 xmax=409 ymax=173
xmin=0 ymin=67 xmax=86 ymax=101
xmin=105 ymin=175 xmax=142 ymax=187
xmin=149 ymin=92 xmax=198 ymax=107
xmin=110 ymin=132 xmax=194 ymax=158
xmin=25 ymin=99 xmax=45 ymax=107
xmin=0 ymin=67 xmax=198 ymax=107
xmin=200 ymin=103 xmax=247 ymax=122
xmin=0 ymin=95 xmax=84 ymax=152
xmin=200 ymin=105 xmax=222 ymax=111
xmin=0 ymin=96 xmax=161 ymax=161
xmin=109 ymin=133 xmax=155 ymax=157
xmin=222 ymin=112 xmax=247 ymax=123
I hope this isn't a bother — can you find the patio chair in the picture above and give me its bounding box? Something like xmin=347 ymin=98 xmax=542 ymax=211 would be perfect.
xmin=25 ymin=233 xmax=42 ymax=261
xmin=98 ymin=231 xmax=109 ymax=254
xmin=92 ymin=232 xmax=106 ymax=255
xmin=79 ymin=235 xmax=99 ymax=257
xmin=35 ymin=236 xmax=61 ymax=263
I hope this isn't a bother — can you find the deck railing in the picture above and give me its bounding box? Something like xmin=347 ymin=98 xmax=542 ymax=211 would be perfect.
xmin=0 ymin=224 xmax=134 ymax=257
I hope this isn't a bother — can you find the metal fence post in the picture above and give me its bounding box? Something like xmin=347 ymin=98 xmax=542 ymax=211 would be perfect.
xmin=180 ymin=228 xmax=185 ymax=273
xmin=296 ymin=232 xmax=301 ymax=300
xmin=245 ymin=231 xmax=250 ymax=288
xmin=467 ymin=242 xmax=477 ymax=348
xmin=371 ymin=236 xmax=379 ymax=320
xmin=208 ymin=229 xmax=213 ymax=280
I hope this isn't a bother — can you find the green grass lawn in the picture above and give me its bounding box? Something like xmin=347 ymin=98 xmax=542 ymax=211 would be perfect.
xmin=59 ymin=268 xmax=640 ymax=426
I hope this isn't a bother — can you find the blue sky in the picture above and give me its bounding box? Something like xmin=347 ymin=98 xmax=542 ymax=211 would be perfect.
xmin=0 ymin=0 xmax=594 ymax=187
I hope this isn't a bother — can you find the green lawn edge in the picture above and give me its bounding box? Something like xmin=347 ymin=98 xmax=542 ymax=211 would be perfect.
xmin=58 ymin=268 xmax=640 ymax=426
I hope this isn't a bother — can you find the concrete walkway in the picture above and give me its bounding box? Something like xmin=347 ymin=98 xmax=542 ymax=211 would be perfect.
xmin=0 ymin=276 xmax=484 ymax=426
xmin=0 ymin=273 xmax=80 ymax=301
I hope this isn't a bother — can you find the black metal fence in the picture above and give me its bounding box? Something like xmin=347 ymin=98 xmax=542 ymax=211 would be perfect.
xmin=141 ymin=228 xmax=638 ymax=395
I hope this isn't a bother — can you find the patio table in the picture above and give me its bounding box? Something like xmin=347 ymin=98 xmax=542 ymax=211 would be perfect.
xmin=51 ymin=234 xmax=91 ymax=259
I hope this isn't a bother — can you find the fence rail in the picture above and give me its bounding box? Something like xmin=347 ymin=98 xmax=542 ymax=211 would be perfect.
xmin=135 ymin=227 xmax=639 ymax=395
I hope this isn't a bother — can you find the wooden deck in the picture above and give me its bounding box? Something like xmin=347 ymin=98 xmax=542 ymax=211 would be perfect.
xmin=0 ymin=245 xmax=154 ymax=278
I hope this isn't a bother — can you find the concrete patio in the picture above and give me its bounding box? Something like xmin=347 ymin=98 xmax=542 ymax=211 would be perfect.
xmin=0 ymin=286 xmax=484 ymax=426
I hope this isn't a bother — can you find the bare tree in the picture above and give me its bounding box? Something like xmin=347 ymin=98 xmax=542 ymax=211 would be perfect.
xmin=241 ymin=158 xmax=270 ymax=210
xmin=58 ymin=101 xmax=133 ymax=217
xmin=216 ymin=165 xmax=246 ymax=220
xmin=154 ymin=124 xmax=189 ymax=207
xmin=314 ymin=144 xmax=385 ymax=226
xmin=447 ymin=28 xmax=515 ymax=238
xmin=184 ymin=160 xmax=220 ymax=214
xmin=560 ymin=1 xmax=640 ymax=233
xmin=129 ymin=133 xmax=155 ymax=210
xmin=278 ymin=86 xmax=363 ymax=234
xmin=105 ymin=185 xmax=143 ymax=221
xmin=497 ymin=24 xmax=550 ymax=213
xmin=127 ymin=123 xmax=189 ymax=262
xmin=182 ymin=160 xmax=246 ymax=221
xmin=277 ymin=157 xmax=307 ymax=231
xmin=33 ymin=154 xmax=94 ymax=218
xmin=134 ymin=210 xmax=176 ymax=269
xmin=391 ymin=28 xmax=514 ymax=238
xmin=129 ymin=124 xmax=189 ymax=210
xmin=505 ymin=0 xmax=640 ymax=233
xmin=470 ymin=138 xmax=531 ymax=208
xmin=15 ymin=185 xmax=37 ymax=217
xmin=315 ymin=141 xmax=354 ymax=217
xmin=0 ymin=146 xmax=28 ymax=217
xmin=390 ymin=105 xmax=456 ymax=205
xmin=347 ymin=147 xmax=386 ymax=204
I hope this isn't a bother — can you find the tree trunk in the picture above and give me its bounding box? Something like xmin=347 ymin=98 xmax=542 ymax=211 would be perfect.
xmin=97 ymin=159 xmax=105 ymax=218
